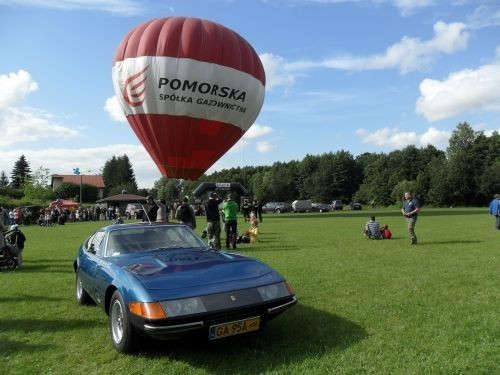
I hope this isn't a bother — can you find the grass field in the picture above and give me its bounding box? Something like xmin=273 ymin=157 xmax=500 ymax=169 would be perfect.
xmin=1 ymin=208 xmax=498 ymax=374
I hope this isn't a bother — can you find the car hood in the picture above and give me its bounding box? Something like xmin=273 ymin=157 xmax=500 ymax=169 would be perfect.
xmin=107 ymin=249 xmax=273 ymax=291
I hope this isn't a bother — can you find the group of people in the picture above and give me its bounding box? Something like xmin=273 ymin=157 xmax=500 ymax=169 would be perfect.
xmin=202 ymin=192 xmax=259 ymax=250
xmin=141 ymin=193 xmax=260 ymax=251
xmin=363 ymin=191 xmax=420 ymax=244
xmin=0 ymin=207 xmax=26 ymax=269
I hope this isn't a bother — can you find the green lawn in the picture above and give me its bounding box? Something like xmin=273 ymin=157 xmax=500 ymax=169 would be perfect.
xmin=1 ymin=208 xmax=498 ymax=374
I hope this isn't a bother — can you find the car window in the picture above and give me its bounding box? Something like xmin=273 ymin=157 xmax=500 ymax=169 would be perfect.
xmin=105 ymin=225 xmax=206 ymax=256
xmin=87 ymin=231 xmax=105 ymax=255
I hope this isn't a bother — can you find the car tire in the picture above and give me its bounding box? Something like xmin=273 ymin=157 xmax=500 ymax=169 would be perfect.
xmin=126 ymin=212 xmax=131 ymax=220
xmin=109 ymin=290 xmax=139 ymax=353
xmin=75 ymin=272 xmax=93 ymax=305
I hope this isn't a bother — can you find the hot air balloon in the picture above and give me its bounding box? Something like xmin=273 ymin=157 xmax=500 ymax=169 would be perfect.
xmin=112 ymin=17 xmax=266 ymax=180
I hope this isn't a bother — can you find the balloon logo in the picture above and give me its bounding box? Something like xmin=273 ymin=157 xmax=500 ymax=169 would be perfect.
xmin=112 ymin=17 xmax=266 ymax=180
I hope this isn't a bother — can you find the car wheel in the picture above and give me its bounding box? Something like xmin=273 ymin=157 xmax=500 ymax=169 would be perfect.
xmin=126 ymin=212 xmax=131 ymax=220
xmin=109 ymin=290 xmax=138 ymax=353
xmin=75 ymin=272 xmax=92 ymax=305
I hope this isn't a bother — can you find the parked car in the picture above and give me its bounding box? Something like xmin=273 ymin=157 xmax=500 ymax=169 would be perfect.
xmin=350 ymin=202 xmax=362 ymax=210
xmin=74 ymin=222 xmax=297 ymax=353
xmin=331 ymin=200 xmax=344 ymax=210
xmin=262 ymin=202 xmax=292 ymax=214
xmin=125 ymin=203 xmax=144 ymax=220
xmin=311 ymin=203 xmax=330 ymax=212
xmin=292 ymin=200 xmax=312 ymax=213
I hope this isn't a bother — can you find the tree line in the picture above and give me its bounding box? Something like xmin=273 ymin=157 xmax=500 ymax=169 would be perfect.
xmin=178 ymin=122 xmax=498 ymax=207
xmin=1 ymin=122 xmax=498 ymax=208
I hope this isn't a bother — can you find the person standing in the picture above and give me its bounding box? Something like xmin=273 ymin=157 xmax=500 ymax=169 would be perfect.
xmin=401 ymin=191 xmax=421 ymax=245
xmin=223 ymin=193 xmax=238 ymax=249
xmin=205 ymin=192 xmax=223 ymax=249
xmin=144 ymin=196 xmax=159 ymax=222
xmin=156 ymin=199 xmax=169 ymax=222
xmin=488 ymin=194 xmax=500 ymax=230
xmin=253 ymin=199 xmax=263 ymax=222
xmin=175 ymin=196 xmax=196 ymax=229
xmin=241 ymin=199 xmax=251 ymax=222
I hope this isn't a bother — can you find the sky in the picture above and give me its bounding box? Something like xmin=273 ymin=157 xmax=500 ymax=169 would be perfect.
xmin=0 ymin=0 xmax=499 ymax=188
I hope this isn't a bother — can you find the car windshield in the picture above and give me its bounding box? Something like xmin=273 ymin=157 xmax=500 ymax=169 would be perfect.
xmin=105 ymin=225 xmax=206 ymax=256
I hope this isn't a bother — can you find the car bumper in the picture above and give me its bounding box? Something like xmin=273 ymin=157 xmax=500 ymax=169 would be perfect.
xmin=135 ymin=295 xmax=298 ymax=340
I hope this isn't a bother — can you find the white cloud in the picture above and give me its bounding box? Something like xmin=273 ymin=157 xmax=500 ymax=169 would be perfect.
xmin=229 ymin=123 xmax=274 ymax=153
xmin=104 ymin=96 xmax=126 ymax=122
xmin=265 ymin=0 xmax=435 ymax=16
xmin=466 ymin=4 xmax=500 ymax=29
xmin=0 ymin=70 xmax=38 ymax=108
xmin=289 ymin=22 xmax=468 ymax=74
xmin=0 ymin=0 xmax=143 ymax=16
xmin=243 ymin=124 xmax=273 ymax=139
xmin=0 ymin=108 xmax=78 ymax=147
xmin=416 ymin=62 xmax=500 ymax=121
xmin=0 ymin=70 xmax=79 ymax=146
xmin=259 ymin=53 xmax=296 ymax=91
xmin=262 ymin=21 xmax=468 ymax=90
xmin=355 ymin=126 xmax=450 ymax=149
xmin=391 ymin=0 xmax=434 ymax=16
xmin=256 ymin=140 xmax=274 ymax=153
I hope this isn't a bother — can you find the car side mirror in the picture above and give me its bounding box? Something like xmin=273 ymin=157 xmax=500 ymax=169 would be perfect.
xmin=88 ymin=244 xmax=96 ymax=255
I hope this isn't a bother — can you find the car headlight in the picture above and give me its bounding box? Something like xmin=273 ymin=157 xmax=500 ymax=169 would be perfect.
xmin=257 ymin=282 xmax=290 ymax=301
xmin=161 ymin=297 xmax=207 ymax=317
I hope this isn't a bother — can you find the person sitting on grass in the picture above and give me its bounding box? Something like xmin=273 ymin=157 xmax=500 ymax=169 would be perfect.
xmin=381 ymin=224 xmax=392 ymax=239
xmin=363 ymin=216 xmax=382 ymax=239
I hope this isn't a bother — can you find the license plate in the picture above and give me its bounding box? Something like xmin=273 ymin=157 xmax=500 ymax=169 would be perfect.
xmin=208 ymin=317 xmax=261 ymax=340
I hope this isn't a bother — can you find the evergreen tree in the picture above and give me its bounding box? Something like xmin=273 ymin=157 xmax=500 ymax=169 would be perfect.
xmin=102 ymin=154 xmax=138 ymax=194
xmin=10 ymin=155 xmax=32 ymax=189
xmin=0 ymin=171 xmax=8 ymax=187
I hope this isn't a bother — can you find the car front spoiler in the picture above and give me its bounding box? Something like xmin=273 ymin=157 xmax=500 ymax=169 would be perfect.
xmin=141 ymin=295 xmax=298 ymax=338
xmin=144 ymin=321 xmax=204 ymax=334
xmin=266 ymin=296 xmax=298 ymax=315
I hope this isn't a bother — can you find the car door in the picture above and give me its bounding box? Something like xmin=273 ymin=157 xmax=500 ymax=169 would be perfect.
xmin=78 ymin=231 xmax=106 ymax=302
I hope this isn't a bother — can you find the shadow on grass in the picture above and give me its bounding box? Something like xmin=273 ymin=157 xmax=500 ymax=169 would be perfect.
xmin=140 ymin=303 xmax=367 ymax=373
xmin=13 ymin=259 xmax=71 ymax=274
xmin=0 ymin=318 xmax=101 ymax=333
xmin=0 ymin=294 xmax=65 ymax=303
xmin=275 ymin=208 xmax=486 ymax=219
xmin=419 ymin=240 xmax=484 ymax=245
xmin=0 ymin=337 xmax=52 ymax=355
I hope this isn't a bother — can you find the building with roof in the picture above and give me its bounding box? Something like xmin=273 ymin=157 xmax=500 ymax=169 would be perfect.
xmin=51 ymin=174 xmax=106 ymax=200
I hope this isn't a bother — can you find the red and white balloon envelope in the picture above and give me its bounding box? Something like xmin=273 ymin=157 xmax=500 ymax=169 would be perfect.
xmin=112 ymin=17 xmax=266 ymax=180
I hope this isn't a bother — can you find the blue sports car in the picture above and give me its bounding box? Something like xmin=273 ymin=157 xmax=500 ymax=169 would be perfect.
xmin=74 ymin=222 xmax=297 ymax=353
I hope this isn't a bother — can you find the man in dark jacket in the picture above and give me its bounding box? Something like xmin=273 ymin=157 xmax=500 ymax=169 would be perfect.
xmin=143 ymin=196 xmax=159 ymax=222
xmin=205 ymin=192 xmax=222 ymax=249
xmin=175 ymin=196 xmax=196 ymax=229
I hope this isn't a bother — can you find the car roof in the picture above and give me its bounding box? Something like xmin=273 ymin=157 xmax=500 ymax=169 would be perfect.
xmin=102 ymin=221 xmax=186 ymax=233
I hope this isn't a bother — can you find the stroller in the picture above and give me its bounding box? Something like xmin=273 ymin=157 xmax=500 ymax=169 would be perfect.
xmin=0 ymin=225 xmax=26 ymax=269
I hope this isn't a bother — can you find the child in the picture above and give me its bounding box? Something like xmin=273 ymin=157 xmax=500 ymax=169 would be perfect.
xmin=248 ymin=213 xmax=259 ymax=242
xmin=381 ymin=225 xmax=392 ymax=239
xmin=201 ymin=222 xmax=216 ymax=249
